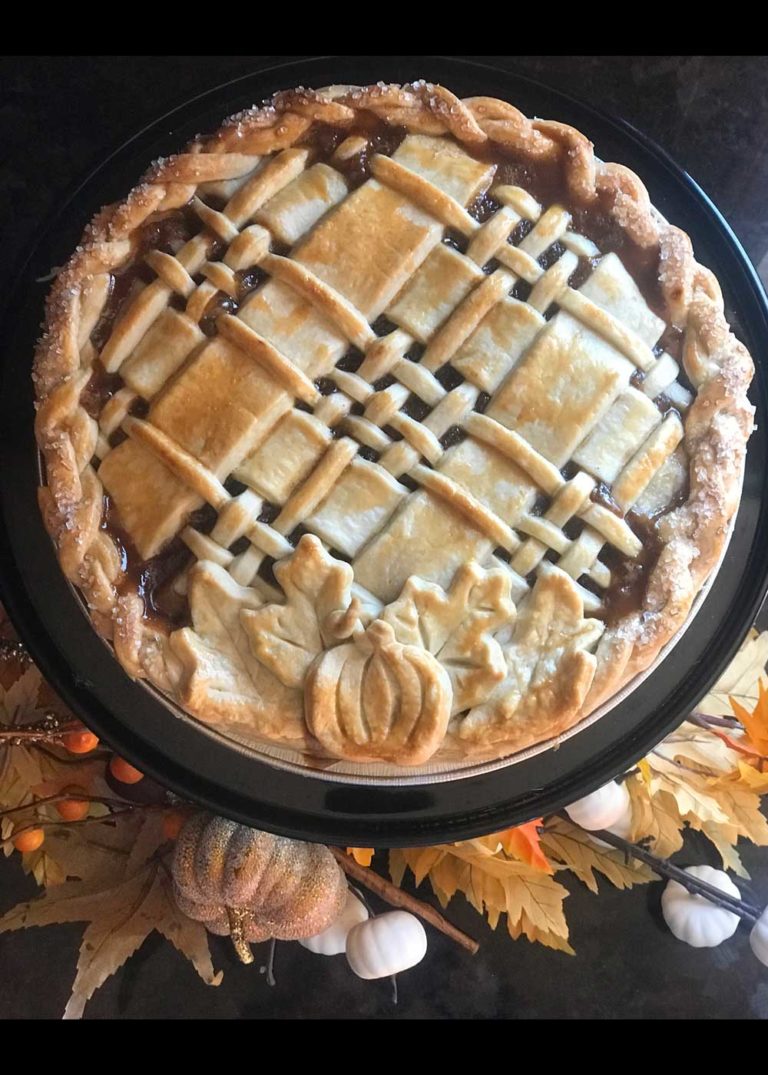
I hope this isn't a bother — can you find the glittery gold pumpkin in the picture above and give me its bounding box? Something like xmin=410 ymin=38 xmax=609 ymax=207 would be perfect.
xmin=172 ymin=813 xmax=347 ymax=962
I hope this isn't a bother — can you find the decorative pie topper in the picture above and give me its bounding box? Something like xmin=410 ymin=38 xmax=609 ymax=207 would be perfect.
xmin=224 ymin=533 xmax=599 ymax=765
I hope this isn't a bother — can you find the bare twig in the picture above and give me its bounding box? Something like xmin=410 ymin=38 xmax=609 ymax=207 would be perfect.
xmin=565 ymin=816 xmax=762 ymax=923
xmin=330 ymin=847 xmax=479 ymax=955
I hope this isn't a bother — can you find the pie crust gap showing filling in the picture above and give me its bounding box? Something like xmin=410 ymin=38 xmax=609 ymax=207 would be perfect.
xmin=33 ymin=83 xmax=755 ymax=768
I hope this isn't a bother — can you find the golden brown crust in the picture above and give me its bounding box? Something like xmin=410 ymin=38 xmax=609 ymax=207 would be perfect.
xmin=33 ymin=81 xmax=755 ymax=766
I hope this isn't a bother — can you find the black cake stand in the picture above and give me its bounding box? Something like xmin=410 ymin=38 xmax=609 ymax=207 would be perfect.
xmin=1 ymin=56 xmax=767 ymax=846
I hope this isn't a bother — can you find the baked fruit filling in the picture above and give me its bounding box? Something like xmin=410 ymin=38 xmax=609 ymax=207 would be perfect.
xmin=34 ymin=84 xmax=754 ymax=767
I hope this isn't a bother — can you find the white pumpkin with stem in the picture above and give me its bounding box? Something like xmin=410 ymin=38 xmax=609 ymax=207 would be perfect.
xmin=749 ymin=906 xmax=768 ymax=967
xmin=300 ymin=890 xmax=369 ymax=955
xmin=661 ymin=866 xmax=740 ymax=948
xmin=565 ymin=780 xmax=632 ymax=846
xmin=346 ymin=910 xmax=427 ymax=980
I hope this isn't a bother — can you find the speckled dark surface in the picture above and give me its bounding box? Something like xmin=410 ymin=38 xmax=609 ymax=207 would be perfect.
xmin=1 ymin=55 xmax=767 ymax=1020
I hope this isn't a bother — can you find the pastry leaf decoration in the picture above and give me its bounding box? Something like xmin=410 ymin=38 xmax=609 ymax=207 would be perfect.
xmin=458 ymin=569 xmax=604 ymax=746
xmin=380 ymin=562 xmax=515 ymax=714
xmin=170 ymin=562 xmax=307 ymax=743
xmin=242 ymin=535 xmax=364 ymax=689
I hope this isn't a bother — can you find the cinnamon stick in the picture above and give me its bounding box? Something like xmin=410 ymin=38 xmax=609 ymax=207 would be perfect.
xmin=330 ymin=847 xmax=479 ymax=955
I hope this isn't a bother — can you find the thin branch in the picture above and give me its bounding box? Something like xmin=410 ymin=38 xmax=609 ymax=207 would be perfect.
xmin=0 ymin=792 xmax=156 ymax=820
xmin=687 ymin=713 xmax=768 ymax=763
xmin=565 ymin=816 xmax=762 ymax=923
xmin=0 ymin=722 xmax=83 ymax=744
xmin=689 ymin=711 xmax=742 ymax=729
xmin=1 ymin=803 xmax=168 ymax=847
xmin=330 ymin=847 xmax=479 ymax=955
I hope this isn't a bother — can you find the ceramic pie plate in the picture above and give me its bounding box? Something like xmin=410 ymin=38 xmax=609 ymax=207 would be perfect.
xmin=2 ymin=56 xmax=767 ymax=845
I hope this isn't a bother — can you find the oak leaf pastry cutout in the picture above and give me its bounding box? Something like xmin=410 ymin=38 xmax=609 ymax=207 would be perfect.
xmin=32 ymin=80 xmax=755 ymax=769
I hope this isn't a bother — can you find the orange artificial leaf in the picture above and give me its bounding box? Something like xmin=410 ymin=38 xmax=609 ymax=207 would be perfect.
xmin=498 ymin=819 xmax=552 ymax=874
xmin=347 ymin=847 xmax=374 ymax=867
xmin=730 ymin=679 xmax=768 ymax=756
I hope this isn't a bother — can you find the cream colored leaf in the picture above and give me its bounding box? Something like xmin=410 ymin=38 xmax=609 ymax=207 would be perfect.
xmin=126 ymin=813 xmax=169 ymax=875
xmin=626 ymin=778 xmax=685 ymax=858
xmin=705 ymin=776 xmax=768 ymax=846
xmin=647 ymin=758 xmax=731 ymax=825
xmin=701 ymin=821 xmax=749 ymax=879
xmin=381 ymin=563 xmax=514 ymax=713
xmin=242 ymin=535 xmax=360 ymax=689
xmin=24 ymin=847 xmax=68 ymax=888
xmin=541 ymin=816 xmax=655 ymax=893
xmin=698 ymin=629 xmax=768 ymax=716
xmin=149 ymin=873 xmax=223 ymax=988
xmin=655 ymin=723 xmax=738 ymax=775
xmin=0 ymin=665 xmax=44 ymax=725
xmin=62 ymin=866 xmax=165 ymax=1019
xmin=389 ymin=847 xmax=447 ymax=889
xmin=458 ymin=569 xmax=602 ymax=745
xmin=508 ymin=910 xmax=575 ymax=955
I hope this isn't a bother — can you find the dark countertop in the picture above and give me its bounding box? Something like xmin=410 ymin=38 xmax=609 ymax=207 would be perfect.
xmin=1 ymin=55 xmax=767 ymax=1020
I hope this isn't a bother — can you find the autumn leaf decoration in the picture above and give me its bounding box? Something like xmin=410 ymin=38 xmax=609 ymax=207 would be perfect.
xmin=3 ymin=601 xmax=768 ymax=1016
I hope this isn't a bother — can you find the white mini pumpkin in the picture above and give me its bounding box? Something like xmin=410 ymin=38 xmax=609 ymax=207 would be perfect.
xmin=299 ymin=890 xmax=369 ymax=955
xmin=565 ymin=780 xmax=632 ymax=846
xmin=661 ymin=866 xmax=740 ymax=948
xmin=345 ymin=910 xmax=427 ymax=979
xmin=749 ymin=906 xmax=768 ymax=967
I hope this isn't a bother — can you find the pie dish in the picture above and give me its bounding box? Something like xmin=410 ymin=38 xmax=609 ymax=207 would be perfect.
xmin=33 ymin=81 xmax=755 ymax=769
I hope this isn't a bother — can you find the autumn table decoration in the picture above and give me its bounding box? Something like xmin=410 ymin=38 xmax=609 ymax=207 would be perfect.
xmin=171 ymin=813 xmax=348 ymax=962
xmin=2 ymin=604 xmax=768 ymax=1017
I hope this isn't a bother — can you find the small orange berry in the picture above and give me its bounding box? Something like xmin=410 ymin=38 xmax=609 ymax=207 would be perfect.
xmin=162 ymin=810 xmax=187 ymax=841
xmin=55 ymin=786 xmax=90 ymax=822
xmin=109 ymin=755 xmax=144 ymax=784
xmin=13 ymin=828 xmax=45 ymax=853
xmin=62 ymin=730 xmax=100 ymax=754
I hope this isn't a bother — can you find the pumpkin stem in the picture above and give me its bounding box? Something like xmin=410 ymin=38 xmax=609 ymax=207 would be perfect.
xmin=226 ymin=907 xmax=254 ymax=964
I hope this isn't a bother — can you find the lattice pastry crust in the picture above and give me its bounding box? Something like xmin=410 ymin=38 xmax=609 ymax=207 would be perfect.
xmin=34 ymin=82 xmax=755 ymax=767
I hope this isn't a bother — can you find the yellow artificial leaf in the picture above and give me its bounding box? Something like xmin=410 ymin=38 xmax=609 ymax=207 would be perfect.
xmin=736 ymin=759 xmax=768 ymax=793
xmin=392 ymin=841 xmax=571 ymax=949
xmin=700 ymin=821 xmax=748 ymax=879
xmin=698 ymin=629 xmax=768 ymax=716
xmin=626 ymin=778 xmax=685 ymax=858
xmin=646 ymin=758 xmax=731 ymax=825
xmin=540 ymin=817 xmax=655 ymax=894
xmin=389 ymin=847 xmax=446 ymax=888
xmin=637 ymin=758 xmax=652 ymax=786
xmin=706 ymin=774 xmax=768 ymax=846
xmin=657 ymin=722 xmax=740 ymax=775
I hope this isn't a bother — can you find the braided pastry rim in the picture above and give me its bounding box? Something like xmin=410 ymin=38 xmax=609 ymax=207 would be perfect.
xmin=32 ymin=80 xmax=755 ymax=767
